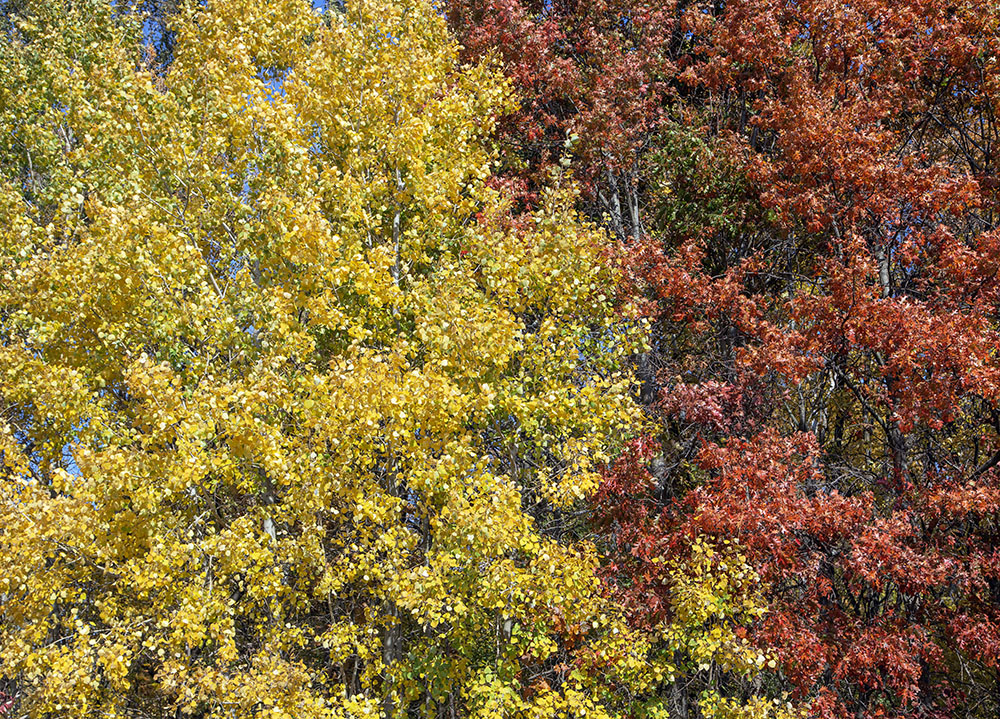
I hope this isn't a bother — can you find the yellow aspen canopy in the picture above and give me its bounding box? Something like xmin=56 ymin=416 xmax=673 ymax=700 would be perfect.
xmin=0 ymin=0 xmax=649 ymax=715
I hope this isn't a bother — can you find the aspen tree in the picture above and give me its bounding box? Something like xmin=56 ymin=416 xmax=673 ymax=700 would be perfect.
xmin=0 ymin=0 xmax=648 ymax=716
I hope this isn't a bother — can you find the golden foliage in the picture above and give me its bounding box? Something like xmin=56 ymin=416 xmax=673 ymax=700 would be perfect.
xmin=0 ymin=0 xmax=645 ymax=715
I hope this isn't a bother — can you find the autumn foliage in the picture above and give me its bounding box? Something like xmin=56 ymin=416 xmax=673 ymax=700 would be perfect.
xmin=448 ymin=0 xmax=1000 ymax=716
xmin=0 ymin=0 xmax=654 ymax=715
xmin=3 ymin=0 xmax=1000 ymax=717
